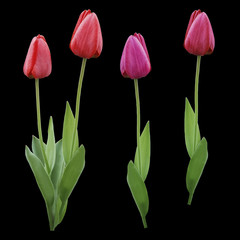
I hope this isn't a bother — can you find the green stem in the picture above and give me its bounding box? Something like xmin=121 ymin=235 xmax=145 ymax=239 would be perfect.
xmin=35 ymin=78 xmax=50 ymax=173
xmin=70 ymin=58 xmax=87 ymax=160
xmin=134 ymin=79 xmax=141 ymax=174
xmin=194 ymin=56 xmax=201 ymax=150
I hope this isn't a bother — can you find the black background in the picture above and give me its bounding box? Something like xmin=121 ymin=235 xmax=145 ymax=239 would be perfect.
xmin=3 ymin=0 xmax=239 ymax=236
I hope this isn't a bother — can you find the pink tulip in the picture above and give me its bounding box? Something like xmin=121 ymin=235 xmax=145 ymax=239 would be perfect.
xmin=23 ymin=35 xmax=52 ymax=79
xmin=184 ymin=10 xmax=215 ymax=56
xmin=120 ymin=33 xmax=151 ymax=79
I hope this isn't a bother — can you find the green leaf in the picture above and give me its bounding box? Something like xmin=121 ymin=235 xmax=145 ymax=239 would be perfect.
xmin=127 ymin=161 xmax=149 ymax=228
xmin=62 ymin=102 xmax=79 ymax=164
xmin=140 ymin=121 xmax=150 ymax=181
xmin=186 ymin=137 xmax=208 ymax=205
xmin=51 ymin=139 xmax=64 ymax=188
xmin=134 ymin=121 xmax=151 ymax=182
xmin=32 ymin=136 xmax=46 ymax=165
xmin=59 ymin=144 xmax=85 ymax=205
xmin=25 ymin=146 xmax=55 ymax=228
xmin=184 ymin=98 xmax=201 ymax=158
xmin=46 ymin=117 xmax=56 ymax=172
xmin=58 ymin=198 xmax=68 ymax=225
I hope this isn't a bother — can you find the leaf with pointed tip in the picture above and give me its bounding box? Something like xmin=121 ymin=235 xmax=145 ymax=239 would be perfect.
xmin=127 ymin=160 xmax=149 ymax=228
xmin=51 ymin=139 xmax=64 ymax=188
xmin=134 ymin=121 xmax=151 ymax=181
xmin=62 ymin=102 xmax=79 ymax=165
xmin=186 ymin=137 xmax=208 ymax=205
xmin=25 ymin=146 xmax=55 ymax=228
xmin=32 ymin=136 xmax=46 ymax=165
xmin=184 ymin=98 xmax=201 ymax=158
xmin=46 ymin=117 xmax=56 ymax=172
xmin=59 ymin=144 xmax=85 ymax=205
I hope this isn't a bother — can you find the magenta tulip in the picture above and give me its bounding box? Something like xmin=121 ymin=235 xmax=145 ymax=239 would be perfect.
xmin=184 ymin=10 xmax=215 ymax=56
xmin=23 ymin=34 xmax=52 ymax=79
xmin=120 ymin=33 xmax=151 ymax=79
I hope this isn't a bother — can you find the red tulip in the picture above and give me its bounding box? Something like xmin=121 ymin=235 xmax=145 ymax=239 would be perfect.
xmin=184 ymin=10 xmax=215 ymax=56
xmin=120 ymin=33 xmax=151 ymax=79
xmin=23 ymin=35 xmax=52 ymax=79
xmin=70 ymin=9 xmax=103 ymax=59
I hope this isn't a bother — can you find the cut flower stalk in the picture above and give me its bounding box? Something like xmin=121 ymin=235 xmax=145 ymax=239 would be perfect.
xmin=184 ymin=56 xmax=208 ymax=205
xmin=120 ymin=33 xmax=151 ymax=228
xmin=184 ymin=9 xmax=214 ymax=205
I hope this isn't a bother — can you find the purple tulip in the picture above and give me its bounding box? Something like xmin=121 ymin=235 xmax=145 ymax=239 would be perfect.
xmin=120 ymin=33 xmax=151 ymax=79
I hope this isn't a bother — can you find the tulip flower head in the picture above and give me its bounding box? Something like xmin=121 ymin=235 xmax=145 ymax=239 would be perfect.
xmin=120 ymin=33 xmax=151 ymax=79
xmin=70 ymin=9 xmax=103 ymax=59
xmin=23 ymin=34 xmax=52 ymax=79
xmin=184 ymin=10 xmax=215 ymax=56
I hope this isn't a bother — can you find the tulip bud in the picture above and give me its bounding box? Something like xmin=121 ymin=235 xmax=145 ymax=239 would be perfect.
xmin=70 ymin=9 xmax=103 ymax=59
xmin=120 ymin=33 xmax=151 ymax=79
xmin=23 ymin=34 xmax=52 ymax=79
xmin=184 ymin=10 xmax=215 ymax=56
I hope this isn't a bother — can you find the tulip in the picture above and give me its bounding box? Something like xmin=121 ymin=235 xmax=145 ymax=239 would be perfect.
xmin=184 ymin=10 xmax=215 ymax=56
xmin=23 ymin=34 xmax=52 ymax=79
xmin=70 ymin=9 xmax=103 ymax=59
xmin=184 ymin=10 xmax=214 ymax=205
xmin=120 ymin=33 xmax=151 ymax=79
xmin=23 ymin=34 xmax=52 ymax=174
xmin=121 ymin=33 xmax=151 ymax=228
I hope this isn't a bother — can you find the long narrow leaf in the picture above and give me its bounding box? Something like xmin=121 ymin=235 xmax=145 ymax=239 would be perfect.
xmin=139 ymin=121 xmax=150 ymax=181
xmin=51 ymin=140 xmax=64 ymax=188
xmin=127 ymin=160 xmax=149 ymax=227
xmin=184 ymin=98 xmax=201 ymax=158
xmin=62 ymin=102 xmax=79 ymax=164
xmin=32 ymin=136 xmax=45 ymax=165
xmin=46 ymin=117 xmax=56 ymax=172
xmin=186 ymin=137 xmax=208 ymax=204
xmin=134 ymin=121 xmax=151 ymax=181
xmin=59 ymin=144 xmax=85 ymax=205
xmin=25 ymin=146 xmax=55 ymax=228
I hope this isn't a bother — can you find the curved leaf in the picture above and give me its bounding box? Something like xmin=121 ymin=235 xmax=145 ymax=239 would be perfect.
xmin=51 ymin=140 xmax=64 ymax=188
xmin=59 ymin=145 xmax=85 ymax=205
xmin=25 ymin=146 xmax=55 ymax=205
xmin=186 ymin=137 xmax=208 ymax=205
xmin=25 ymin=146 xmax=55 ymax=228
xmin=139 ymin=121 xmax=150 ymax=181
xmin=32 ymin=136 xmax=46 ymax=165
xmin=62 ymin=102 xmax=79 ymax=165
xmin=127 ymin=161 xmax=149 ymax=228
xmin=184 ymin=98 xmax=200 ymax=158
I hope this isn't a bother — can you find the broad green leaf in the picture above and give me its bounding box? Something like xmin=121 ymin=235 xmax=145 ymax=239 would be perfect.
xmin=59 ymin=144 xmax=85 ymax=205
xmin=134 ymin=121 xmax=151 ymax=182
xmin=127 ymin=161 xmax=149 ymax=228
xmin=186 ymin=137 xmax=208 ymax=205
xmin=32 ymin=136 xmax=46 ymax=165
xmin=25 ymin=146 xmax=55 ymax=228
xmin=62 ymin=102 xmax=79 ymax=164
xmin=46 ymin=117 xmax=56 ymax=172
xmin=51 ymin=139 xmax=64 ymax=188
xmin=184 ymin=98 xmax=201 ymax=158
